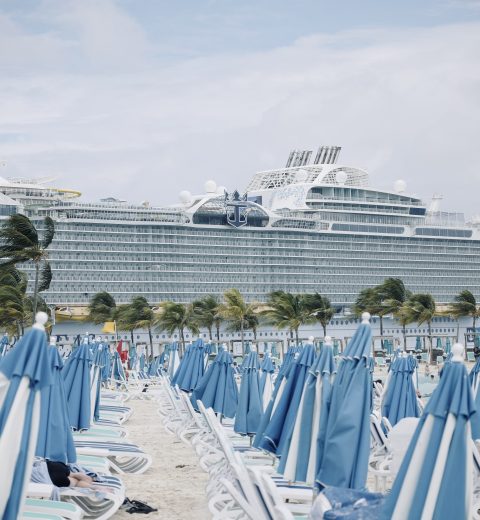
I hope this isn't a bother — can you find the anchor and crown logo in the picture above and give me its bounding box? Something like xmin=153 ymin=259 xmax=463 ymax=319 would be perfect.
xmin=224 ymin=190 xmax=250 ymax=228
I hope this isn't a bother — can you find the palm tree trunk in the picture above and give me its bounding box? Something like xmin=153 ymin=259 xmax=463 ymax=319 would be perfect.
xmin=402 ymin=323 xmax=407 ymax=349
xmin=148 ymin=326 xmax=153 ymax=360
xmin=253 ymin=327 xmax=257 ymax=341
xmin=322 ymin=323 xmax=327 ymax=337
xmin=428 ymin=321 xmax=433 ymax=363
xmin=216 ymin=324 xmax=220 ymax=342
xmin=208 ymin=326 xmax=213 ymax=341
xmin=130 ymin=330 xmax=134 ymax=345
xmin=295 ymin=327 xmax=299 ymax=346
xmin=180 ymin=327 xmax=185 ymax=356
xmin=32 ymin=262 xmax=40 ymax=322
xmin=240 ymin=320 xmax=244 ymax=353
xmin=379 ymin=316 xmax=384 ymax=350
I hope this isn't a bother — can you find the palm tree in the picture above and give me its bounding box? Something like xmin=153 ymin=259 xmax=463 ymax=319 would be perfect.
xmin=354 ymin=286 xmax=385 ymax=346
xmin=398 ymin=293 xmax=436 ymax=362
xmin=155 ymin=301 xmax=199 ymax=354
xmin=0 ymin=265 xmax=27 ymax=336
xmin=86 ymin=291 xmax=116 ymax=324
xmin=0 ymin=214 xmax=55 ymax=320
xmin=379 ymin=278 xmax=412 ymax=348
xmin=260 ymin=291 xmax=314 ymax=345
xmin=193 ymin=295 xmax=221 ymax=341
xmin=449 ymin=290 xmax=480 ymax=335
xmin=128 ymin=296 xmax=155 ymax=359
xmin=114 ymin=304 xmax=135 ymax=343
xmin=218 ymin=288 xmax=259 ymax=350
xmin=305 ymin=292 xmax=336 ymax=336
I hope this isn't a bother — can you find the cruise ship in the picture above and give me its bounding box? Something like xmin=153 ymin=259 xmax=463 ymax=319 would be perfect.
xmin=0 ymin=146 xmax=478 ymax=347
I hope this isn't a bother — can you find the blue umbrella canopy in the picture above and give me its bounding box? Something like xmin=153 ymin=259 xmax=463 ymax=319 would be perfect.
xmin=62 ymin=341 xmax=92 ymax=431
xmin=112 ymin=350 xmax=126 ymax=382
xmin=129 ymin=343 xmax=137 ymax=370
xmin=436 ymin=337 xmax=443 ymax=349
xmin=234 ymin=351 xmax=263 ymax=435
xmin=254 ymin=344 xmax=316 ymax=454
xmin=98 ymin=343 xmax=111 ymax=382
xmin=383 ymin=344 xmax=477 ymax=519
xmin=90 ymin=344 xmax=105 ymax=421
xmin=0 ymin=333 xmax=9 ymax=356
xmin=171 ymin=343 xmax=194 ymax=386
xmin=382 ymin=354 xmax=420 ymax=427
xmin=281 ymin=342 xmax=336 ymax=484
xmin=173 ymin=339 xmax=207 ymax=392
xmin=270 ymin=344 xmax=279 ymax=358
xmin=384 ymin=339 xmax=393 ymax=356
xmin=139 ymin=352 xmax=146 ymax=374
xmin=0 ymin=315 xmax=52 ymax=520
xmin=445 ymin=337 xmax=452 ymax=354
xmin=415 ymin=336 xmax=422 ymax=350
xmin=316 ymin=313 xmax=373 ymax=490
xmin=277 ymin=345 xmax=302 ymax=381
xmin=191 ymin=350 xmax=238 ymax=418
xmin=333 ymin=340 xmax=340 ymax=357
xmin=36 ymin=345 xmax=77 ymax=464
xmin=168 ymin=343 xmax=180 ymax=378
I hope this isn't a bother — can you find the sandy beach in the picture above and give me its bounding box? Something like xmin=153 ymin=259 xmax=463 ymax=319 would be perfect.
xmin=114 ymin=397 xmax=209 ymax=520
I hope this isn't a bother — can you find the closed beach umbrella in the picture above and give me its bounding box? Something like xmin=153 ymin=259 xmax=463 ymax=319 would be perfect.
xmin=171 ymin=343 xmax=194 ymax=386
xmin=383 ymin=343 xmax=476 ymax=519
xmin=259 ymin=353 xmax=275 ymax=409
xmin=191 ymin=350 xmax=238 ymax=418
xmin=316 ymin=313 xmax=373 ymax=490
xmin=271 ymin=344 xmax=278 ymax=358
xmin=436 ymin=337 xmax=443 ymax=350
xmin=382 ymin=354 xmax=420 ymax=427
xmin=415 ymin=336 xmax=422 ymax=351
xmin=445 ymin=337 xmax=452 ymax=354
xmin=281 ymin=342 xmax=336 ymax=484
xmin=36 ymin=345 xmax=77 ymax=464
xmin=234 ymin=351 xmax=262 ymax=435
xmin=0 ymin=313 xmax=52 ymax=520
xmin=139 ymin=352 xmax=146 ymax=375
xmin=255 ymin=344 xmax=316 ymax=455
xmin=129 ymin=343 xmax=137 ymax=370
xmin=385 ymin=339 xmax=393 ymax=356
xmin=168 ymin=343 xmax=180 ymax=378
xmin=277 ymin=345 xmax=301 ymax=381
xmin=62 ymin=340 xmax=92 ymax=431
xmin=333 ymin=339 xmax=340 ymax=356
xmin=112 ymin=350 xmax=126 ymax=383
xmin=0 ymin=333 xmax=9 ymax=356
xmin=173 ymin=339 xmax=206 ymax=392
xmin=90 ymin=344 xmax=105 ymax=422
xmin=98 ymin=343 xmax=111 ymax=382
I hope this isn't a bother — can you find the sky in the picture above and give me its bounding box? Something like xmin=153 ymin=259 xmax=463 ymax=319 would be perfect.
xmin=0 ymin=0 xmax=479 ymax=214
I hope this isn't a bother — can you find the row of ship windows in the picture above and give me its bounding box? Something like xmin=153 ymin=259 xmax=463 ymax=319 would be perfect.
xmin=44 ymin=282 xmax=480 ymax=294
xmin=45 ymin=241 xmax=480 ymax=254
xmin=42 ymin=271 xmax=480 ymax=282
xmin=38 ymin=224 xmax=479 ymax=245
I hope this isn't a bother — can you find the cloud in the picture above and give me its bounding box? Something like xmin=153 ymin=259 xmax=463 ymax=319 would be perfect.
xmin=0 ymin=3 xmax=479 ymax=217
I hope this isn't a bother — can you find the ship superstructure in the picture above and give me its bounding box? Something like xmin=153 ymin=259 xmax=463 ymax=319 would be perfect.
xmin=1 ymin=146 xmax=479 ymax=310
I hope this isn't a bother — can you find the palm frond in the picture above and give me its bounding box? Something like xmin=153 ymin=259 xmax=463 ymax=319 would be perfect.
xmin=38 ymin=262 xmax=52 ymax=292
xmin=41 ymin=217 xmax=55 ymax=249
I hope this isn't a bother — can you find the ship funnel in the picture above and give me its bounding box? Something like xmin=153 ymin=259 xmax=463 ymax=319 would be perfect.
xmin=428 ymin=194 xmax=443 ymax=214
xmin=314 ymin=146 xmax=341 ymax=165
xmin=285 ymin=149 xmax=312 ymax=168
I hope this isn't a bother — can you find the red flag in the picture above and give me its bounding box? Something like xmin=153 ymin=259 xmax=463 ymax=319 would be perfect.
xmin=117 ymin=340 xmax=128 ymax=362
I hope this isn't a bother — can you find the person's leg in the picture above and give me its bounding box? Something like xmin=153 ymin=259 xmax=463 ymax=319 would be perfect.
xmin=70 ymin=472 xmax=93 ymax=484
xmin=68 ymin=476 xmax=94 ymax=489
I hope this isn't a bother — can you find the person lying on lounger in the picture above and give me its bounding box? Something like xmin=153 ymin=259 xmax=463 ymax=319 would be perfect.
xmin=46 ymin=460 xmax=113 ymax=492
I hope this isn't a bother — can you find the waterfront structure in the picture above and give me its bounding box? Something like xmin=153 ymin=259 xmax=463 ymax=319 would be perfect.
xmin=0 ymin=146 xmax=479 ymax=346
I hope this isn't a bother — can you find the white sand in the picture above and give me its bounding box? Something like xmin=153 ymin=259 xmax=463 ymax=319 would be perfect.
xmin=113 ymin=397 xmax=210 ymax=519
